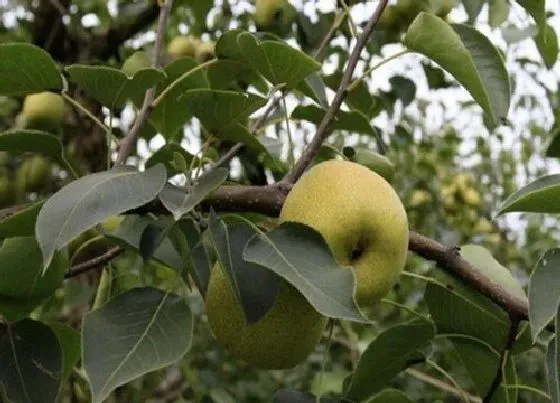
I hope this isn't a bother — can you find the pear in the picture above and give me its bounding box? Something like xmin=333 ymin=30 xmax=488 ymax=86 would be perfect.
xmin=195 ymin=41 xmax=215 ymax=62
xmin=122 ymin=50 xmax=152 ymax=77
xmin=21 ymin=91 xmax=65 ymax=132
xmin=279 ymin=160 xmax=409 ymax=310
xmin=205 ymin=263 xmax=327 ymax=369
xmin=167 ymin=35 xmax=200 ymax=59
xmin=254 ymin=0 xmax=296 ymax=36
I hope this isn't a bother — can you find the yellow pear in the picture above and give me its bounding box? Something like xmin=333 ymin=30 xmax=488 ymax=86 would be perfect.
xmin=205 ymin=263 xmax=327 ymax=369
xmin=279 ymin=160 xmax=409 ymax=309
xmin=167 ymin=35 xmax=200 ymax=59
xmin=21 ymin=91 xmax=65 ymax=132
xmin=195 ymin=41 xmax=215 ymax=62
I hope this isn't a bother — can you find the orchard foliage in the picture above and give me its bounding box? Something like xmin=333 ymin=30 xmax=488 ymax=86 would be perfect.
xmin=0 ymin=0 xmax=559 ymax=402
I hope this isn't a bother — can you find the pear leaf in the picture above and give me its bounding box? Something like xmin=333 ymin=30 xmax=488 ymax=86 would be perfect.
xmin=66 ymin=65 xmax=166 ymax=109
xmin=36 ymin=164 xmax=167 ymax=269
xmin=244 ymin=221 xmax=368 ymax=322
xmin=291 ymin=105 xmax=374 ymax=136
xmin=343 ymin=319 xmax=435 ymax=401
xmin=528 ymin=248 xmax=560 ymax=342
xmin=405 ymin=13 xmax=510 ymax=125
xmin=0 ymin=319 xmax=62 ymax=403
xmin=145 ymin=143 xmax=198 ymax=177
xmin=82 ymin=287 xmax=193 ymax=403
xmin=159 ymin=168 xmax=229 ymax=220
xmin=546 ymin=333 xmax=560 ymax=402
xmin=0 ymin=200 xmax=45 ymax=239
xmin=368 ymin=389 xmax=415 ymax=402
xmin=535 ymin=24 xmax=559 ymax=69
xmin=49 ymin=322 xmax=81 ymax=382
xmin=515 ymin=0 xmax=546 ymax=31
xmin=497 ymin=174 xmax=560 ymax=215
xmin=0 ymin=43 xmax=62 ymax=95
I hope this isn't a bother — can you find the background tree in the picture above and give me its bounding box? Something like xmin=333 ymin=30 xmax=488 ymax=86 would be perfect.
xmin=0 ymin=0 xmax=559 ymax=402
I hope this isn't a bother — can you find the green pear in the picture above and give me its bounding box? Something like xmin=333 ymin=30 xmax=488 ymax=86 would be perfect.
xmin=21 ymin=91 xmax=65 ymax=132
xmin=279 ymin=160 xmax=409 ymax=310
xmin=205 ymin=263 xmax=327 ymax=369
xmin=122 ymin=50 xmax=152 ymax=77
xmin=17 ymin=155 xmax=51 ymax=193
xmin=254 ymin=0 xmax=296 ymax=36
xmin=167 ymin=35 xmax=200 ymax=59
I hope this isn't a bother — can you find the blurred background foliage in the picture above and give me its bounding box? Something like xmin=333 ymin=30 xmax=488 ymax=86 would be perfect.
xmin=1 ymin=0 xmax=559 ymax=401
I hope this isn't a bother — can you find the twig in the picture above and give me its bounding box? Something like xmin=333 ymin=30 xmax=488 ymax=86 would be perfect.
xmin=283 ymin=0 xmax=390 ymax=184
xmin=406 ymin=368 xmax=481 ymax=403
xmin=114 ymin=0 xmax=174 ymax=166
xmin=65 ymin=246 xmax=123 ymax=278
xmin=483 ymin=317 xmax=520 ymax=403
xmin=312 ymin=10 xmax=348 ymax=60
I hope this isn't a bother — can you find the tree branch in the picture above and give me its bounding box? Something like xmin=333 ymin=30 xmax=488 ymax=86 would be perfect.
xmin=483 ymin=317 xmax=520 ymax=403
xmin=65 ymin=246 xmax=123 ymax=278
xmin=115 ymin=0 xmax=174 ymax=166
xmin=283 ymin=0 xmax=390 ymax=184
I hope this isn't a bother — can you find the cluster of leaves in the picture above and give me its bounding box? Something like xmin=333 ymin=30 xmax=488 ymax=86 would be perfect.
xmin=0 ymin=0 xmax=559 ymax=402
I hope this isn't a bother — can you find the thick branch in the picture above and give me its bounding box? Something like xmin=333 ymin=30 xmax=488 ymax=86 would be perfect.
xmin=284 ymin=0 xmax=389 ymax=183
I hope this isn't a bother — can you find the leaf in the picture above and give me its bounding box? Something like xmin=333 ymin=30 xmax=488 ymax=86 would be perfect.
xmin=145 ymin=143 xmax=197 ymax=177
xmin=497 ymin=174 xmax=560 ymax=215
xmin=368 ymin=389 xmax=415 ymax=402
xmin=66 ymin=65 xmax=166 ymax=109
xmin=244 ymin=221 xmax=367 ymax=322
xmin=0 ymin=319 xmax=62 ymax=403
xmin=546 ymin=334 xmax=560 ymax=403
xmin=36 ymin=164 xmax=167 ymax=269
xmin=462 ymin=0 xmax=485 ymax=23
xmin=207 ymin=213 xmax=280 ymax=324
xmin=150 ymin=57 xmax=209 ymax=137
xmin=159 ymin=168 xmax=229 ymax=220
xmin=460 ymin=245 xmax=527 ymax=303
xmin=82 ymin=287 xmax=193 ymax=403
xmin=0 ymin=130 xmax=78 ymax=176
xmin=389 ymin=76 xmax=417 ymax=107
xmin=324 ymin=72 xmax=377 ymax=118
xmin=206 ymin=59 xmax=268 ymax=93
xmin=104 ymin=215 xmax=184 ymax=272
xmin=535 ymin=24 xmax=559 ymax=69
xmin=405 ymin=13 xmax=510 ymax=125
xmin=0 ymin=237 xmax=68 ymax=322
xmin=49 ymin=322 xmax=81 ymax=382
xmin=516 ymin=0 xmax=546 ymax=31
xmin=528 ymin=248 xmax=560 ymax=342
xmin=138 ymin=217 xmax=176 ymax=262
xmin=452 ymin=337 xmax=517 ymax=402
xmin=425 ymin=268 xmax=511 ymax=351
xmin=343 ymin=319 xmax=435 ymax=401
xmin=236 ymin=32 xmax=322 ymax=88
xmin=291 ymin=105 xmax=374 ymax=136
xmin=488 ymin=0 xmax=510 ymax=27
xmin=273 ymin=390 xmax=352 ymax=403
xmin=300 ymin=72 xmax=329 ymax=109
xmin=178 ymin=89 xmax=268 ymax=152
xmin=0 ymin=43 xmax=62 ymax=96
xmin=0 ymin=200 xmax=45 ymax=239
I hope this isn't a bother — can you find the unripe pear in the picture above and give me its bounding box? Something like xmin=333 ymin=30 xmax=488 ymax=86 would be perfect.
xmin=195 ymin=41 xmax=215 ymax=62
xmin=122 ymin=50 xmax=152 ymax=77
xmin=21 ymin=91 xmax=65 ymax=132
xmin=205 ymin=263 xmax=327 ymax=369
xmin=254 ymin=0 xmax=296 ymax=36
xmin=279 ymin=160 xmax=409 ymax=310
xmin=462 ymin=188 xmax=481 ymax=206
xmin=17 ymin=156 xmax=51 ymax=193
xmin=409 ymin=190 xmax=432 ymax=207
xmin=168 ymin=36 xmax=200 ymax=59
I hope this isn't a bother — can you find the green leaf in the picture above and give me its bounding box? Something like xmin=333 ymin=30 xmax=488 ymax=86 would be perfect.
xmin=36 ymin=164 xmax=167 ymax=269
xmin=389 ymin=76 xmax=416 ymax=107
xmin=405 ymin=13 xmax=510 ymax=125
xmin=291 ymin=105 xmax=374 ymax=136
xmin=299 ymin=72 xmax=329 ymax=109
xmin=244 ymin=221 xmax=368 ymax=322
xmin=206 ymin=59 xmax=268 ymax=93
xmin=0 ymin=130 xmax=78 ymax=176
xmin=0 ymin=237 xmax=67 ymax=322
xmin=535 ymin=24 xmax=559 ymax=69
xmin=145 ymin=143 xmax=197 ymax=177
xmin=215 ymin=29 xmax=248 ymax=61
xmin=273 ymin=389 xmax=352 ymax=403
xmin=0 ymin=43 xmax=62 ymax=96
xmin=207 ymin=214 xmax=280 ymax=324
xmin=488 ymin=0 xmax=510 ymax=27
xmin=66 ymin=65 xmax=166 ymax=109
xmin=343 ymin=320 xmax=435 ymax=401
xmin=528 ymin=248 xmax=560 ymax=342
xmin=236 ymin=32 xmax=321 ymax=88
xmin=451 ymin=338 xmax=518 ymax=402
xmin=150 ymin=57 xmax=209 ymax=137
xmin=368 ymin=389 xmax=415 ymax=402
xmin=498 ymin=174 xmax=560 ymax=215
xmin=82 ymin=287 xmax=193 ymax=403
xmin=546 ymin=333 xmax=560 ymax=402
xmin=0 ymin=200 xmax=45 ymax=239
xmin=460 ymin=244 xmax=527 ymax=303
xmin=425 ymin=268 xmax=511 ymax=351
xmin=516 ymin=0 xmax=546 ymax=31
xmin=462 ymin=0 xmax=485 ymax=23
xmin=104 ymin=215 xmax=184 ymax=272
xmin=178 ymin=89 xmax=268 ymax=152
xmin=324 ymin=72 xmax=377 ymax=118
xmin=48 ymin=322 xmax=81 ymax=382
xmin=0 ymin=319 xmax=62 ymax=403
xmin=159 ymin=168 xmax=229 ymax=220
